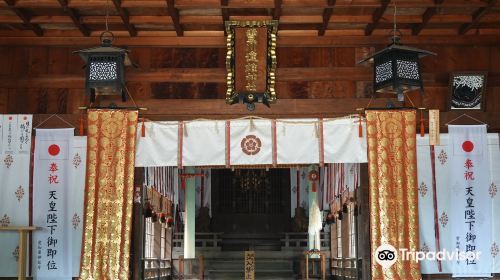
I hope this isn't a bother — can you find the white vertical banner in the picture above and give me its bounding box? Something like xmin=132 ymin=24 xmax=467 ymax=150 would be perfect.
xmin=489 ymin=136 xmax=500 ymax=273
xmin=449 ymin=125 xmax=492 ymax=277
xmin=33 ymin=128 xmax=74 ymax=280
xmin=416 ymin=136 xmax=442 ymax=273
xmin=0 ymin=115 xmax=32 ymax=277
xmin=68 ymin=136 xmax=87 ymax=277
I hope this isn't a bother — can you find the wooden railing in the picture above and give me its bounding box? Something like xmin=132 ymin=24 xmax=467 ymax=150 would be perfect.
xmin=143 ymin=258 xmax=171 ymax=280
xmin=174 ymin=255 xmax=205 ymax=280
xmin=173 ymin=232 xmax=223 ymax=249
xmin=173 ymin=231 xmax=331 ymax=250
xmin=331 ymin=257 xmax=360 ymax=279
xmin=280 ymin=232 xmax=331 ymax=249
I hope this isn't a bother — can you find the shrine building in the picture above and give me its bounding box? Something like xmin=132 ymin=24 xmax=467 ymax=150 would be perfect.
xmin=0 ymin=1 xmax=500 ymax=280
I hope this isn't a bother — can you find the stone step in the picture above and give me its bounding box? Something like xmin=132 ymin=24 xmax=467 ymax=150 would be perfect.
xmin=207 ymin=269 xmax=296 ymax=280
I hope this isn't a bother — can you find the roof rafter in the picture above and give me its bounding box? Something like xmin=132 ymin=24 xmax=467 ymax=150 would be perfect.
xmin=458 ymin=0 xmax=498 ymax=35
xmin=221 ymin=0 xmax=229 ymax=23
xmin=273 ymin=0 xmax=282 ymax=20
xmin=57 ymin=0 xmax=90 ymax=36
xmin=111 ymin=0 xmax=137 ymax=36
xmin=412 ymin=0 xmax=444 ymax=35
xmin=166 ymin=0 xmax=183 ymax=36
xmin=364 ymin=0 xmax=390 ymax=36
xmin=3 ymin=0 xmax=43 ymax=36
xmin=318 ymin=0 xmax=336 ymax=36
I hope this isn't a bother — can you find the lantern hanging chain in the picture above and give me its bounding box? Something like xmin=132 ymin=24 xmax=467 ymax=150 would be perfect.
xmin=393 ymin=0 xmax=397 ymax=42
xmin=105 ymin=0 xmax=110 ymax=32
xmin=124 ymin=86 xmax=140 ymax=110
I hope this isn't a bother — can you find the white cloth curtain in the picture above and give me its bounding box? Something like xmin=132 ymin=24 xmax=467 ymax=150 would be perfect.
xmin=276 ymin=120 xmax=319 ymax=164
xmin=183 ymin=121 xmax=225 ymax=166
xmin=135 ymin=121 xmax=178 ymax=167
xmin=229 ymin=119 xmax=273 ymax=165
xmin=135 ymin=118 xmax=368 ymax=167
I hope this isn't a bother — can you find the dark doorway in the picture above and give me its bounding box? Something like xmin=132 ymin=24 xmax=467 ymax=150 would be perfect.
xmin=211 ymin=168 xmax=291 ymax=250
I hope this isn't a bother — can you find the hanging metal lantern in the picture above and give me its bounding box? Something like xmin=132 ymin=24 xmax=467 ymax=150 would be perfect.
xmin=358 ymin=35 xmax=436 ymax=102
xmin=74 ymin=32 xmax=132 ymax=102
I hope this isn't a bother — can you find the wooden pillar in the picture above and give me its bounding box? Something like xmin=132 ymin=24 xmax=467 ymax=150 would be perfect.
xmin=305 ymin=254 xmax=309 ymax=280
xmin=179 ymin=255 xmax=184 ymax=279
xmin=0 ymin=227 xmax=38 ymax=280
xmin=357 ymin=163 xmax=371 ymax=280
xmin=18 ymin=231 xmax=27 ymax=280
xmin=320 ymin=254 xmax=326 ymax=280
xmin=131 ymin=167 xmax=144 ymax=280
xmin=198 ymin=255 xmax=204 ymax=280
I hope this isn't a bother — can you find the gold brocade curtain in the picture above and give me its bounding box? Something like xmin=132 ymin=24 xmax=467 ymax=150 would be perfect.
xmin=80 ymin=109 xmax=138 ymax=280
xmin=366 ymin=110 xmax=421 ymax=280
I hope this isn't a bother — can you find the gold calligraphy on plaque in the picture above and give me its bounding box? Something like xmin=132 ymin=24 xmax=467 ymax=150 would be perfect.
xmin=245 ymin=28 xmax=258 ymax=91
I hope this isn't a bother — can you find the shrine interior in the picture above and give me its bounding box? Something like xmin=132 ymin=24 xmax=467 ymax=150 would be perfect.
xmin=1 ymin=0 xmax=500 ymax=280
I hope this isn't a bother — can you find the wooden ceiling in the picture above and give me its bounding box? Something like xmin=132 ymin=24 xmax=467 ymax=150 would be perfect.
xmin=0 ymin=0 xmax=500 ymax=46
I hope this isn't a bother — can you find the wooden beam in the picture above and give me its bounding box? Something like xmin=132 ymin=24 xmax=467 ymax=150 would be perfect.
xmin=318 ymin=0 xmax=336 ymax=36
xmin=138 ymin=98 xmax=400 ymax=117
xmin=166 ymin=0 xmax=184 ymax=36
xmin=111 ymin=0 xmax=137 ymax=37
xmin=364 ymin=0 xmax=390 ymax=35
xmin=273 ymin=0 xmax=282 ymax=20
xmin=57 ymin=0 xmax=90 ymax=36
xmin=3 ymin=0 xmax=43 ymax=36
xmin=1 ymin=34 xmax=500 ymax=47
xmin=3 ymin=0 xmax=493 ymax=9
xmin=2 ymin=68 xmax=498 ymax=88
xmin=28 ymin=110 xmax=500 ymax=132
xmin=458 ymin=0 xmax=498 ymax=35
xmin=0 ymin=14 xmax=480 ymax=25
xmin=412 ymin=0 xmax=444 ymax=35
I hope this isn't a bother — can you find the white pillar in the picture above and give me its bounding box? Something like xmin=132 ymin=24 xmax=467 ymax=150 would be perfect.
xmin=183 ymin=167 xmax=196 ymax=259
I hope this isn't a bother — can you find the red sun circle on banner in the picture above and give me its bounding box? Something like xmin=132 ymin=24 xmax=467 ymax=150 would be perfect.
xmin=48 ymin=144 xmax=60 ymax=156
xmin=462 ymin=141 xmax=474 ymax=153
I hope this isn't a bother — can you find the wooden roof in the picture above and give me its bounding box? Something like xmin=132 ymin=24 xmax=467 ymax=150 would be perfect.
xmin=1 ymin=0 xmax=500 ymax=46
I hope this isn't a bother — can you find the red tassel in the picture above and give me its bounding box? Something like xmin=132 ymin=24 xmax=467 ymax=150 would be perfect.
xmin=358 ymin=114 xmax=363 ymax=138
xmin=312 ymin=182 xmax=316 ymax=193
xmin=79 ymin=114 xmax=84 ymax=136
xmin=141 ymin=118 xmax=146 ymax=137
xmin=420 ymin=110 xmax=425 ymax=137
